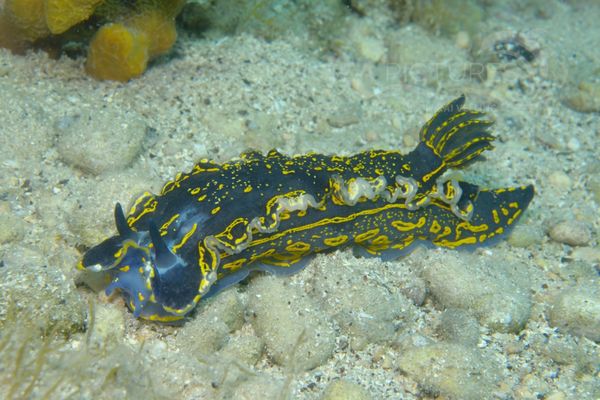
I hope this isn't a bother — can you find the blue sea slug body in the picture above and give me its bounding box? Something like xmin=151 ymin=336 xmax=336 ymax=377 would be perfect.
xmin=78 ymin=95 xmax=534 ymax=322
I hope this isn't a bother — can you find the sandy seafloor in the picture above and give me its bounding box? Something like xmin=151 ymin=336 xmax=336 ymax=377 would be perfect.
xmin=0 ymin=2 xmax=599 ymax=400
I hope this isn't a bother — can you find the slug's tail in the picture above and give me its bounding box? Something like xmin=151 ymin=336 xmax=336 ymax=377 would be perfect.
xmin=431 ymin=183 xmax=535 ymax=249
xmin=419 ymin=95 xmax=495 ymax=168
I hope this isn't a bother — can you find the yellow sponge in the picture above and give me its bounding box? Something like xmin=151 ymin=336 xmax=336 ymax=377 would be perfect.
xmin=45 ymin=0 xmax=103 ymax=34
xmin=2 ymin=0 xmax=184 ymax=81
xmin=127 ymin=9 xmax=177 ymax=58
xmin=85 ymin=23 xmax=150 ymax=82
xmin=4 ymin=0 xmax=49 ymax=41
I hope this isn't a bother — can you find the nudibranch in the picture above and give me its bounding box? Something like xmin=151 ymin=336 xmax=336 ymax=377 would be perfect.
xmin=78 ymin=95 xmax=534 ymax=322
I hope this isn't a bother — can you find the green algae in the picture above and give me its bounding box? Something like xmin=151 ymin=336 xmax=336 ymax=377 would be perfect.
xmin=1 ymin=299 xmax=166 ymax=399
xmin=0 ymin=266 xmax=86 ymax=336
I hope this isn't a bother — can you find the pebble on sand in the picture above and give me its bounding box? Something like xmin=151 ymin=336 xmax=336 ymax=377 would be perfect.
xmin=0 ymin=262 xmax=86 ymax=335
xmin=435 ymin=308 xmax=481 ymax=346
xmin=0 ymin=212 xmax=25 ymax=244
xmin=548 ymin=283 xmax=600 ymax=342
xmin=548 ymin=220 xmax=592 ymax=247
xmin=55 ymin=108 xmax=146 ymax=175
xmin=397 ymin=342 xmax=500 ymax=400
xmin=311 ymin=254 xmax=418 ymax=350
xmin=174 ymin=289 xmax=246 ymax=356
xmin=417 ymin=251 xmax=532 ymax=333
xmin=321 ymin=379 xmax=371 ymax=400
xmin=246 ymin=275 xmax=336 ymax=371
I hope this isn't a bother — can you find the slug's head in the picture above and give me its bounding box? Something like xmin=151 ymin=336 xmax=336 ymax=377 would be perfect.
xmin=78 ymin=203 xmax=204 ymax=322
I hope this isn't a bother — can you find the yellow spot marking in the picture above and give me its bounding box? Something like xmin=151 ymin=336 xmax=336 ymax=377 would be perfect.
xmin=456 ymin=221 xmax=489 ymax=236
xmin=222 ymin=258 xmax=247 ymax=271
xmin=323 ymin=235 xmax=349 ymax=247
xmin=161 ymin=173 xmax=190 ymax=195
xmin=129 ymin=192 xmax=152 ymax=214
xmin=197 ymin=244 xmax=211 ymax=277
xmin=127 ymin=196 xmax=158 ymax=226
xmin=265 ymin=252 xmax=304 ymax=263
xmin=354 ymin=228 xmax=380 ymax=243
xmin=372 ymin=235 xmax=390 ymax=246
xmin=119 ymin=265 xmax=130 ymax=272
xmin=391 ymin=217 xmax=426 ymax=232
xmin=148 ymin=314 xmax=184 ymax=322
xmin=250 ymin=248 xmax=276 ymax=261
xmin=234 ymin=233 xmax=249 ymax=245
xmin=492 ymin=209 xmax=500 ymax=224
xmin=172 ymin=223 xmax=198 ymax=253
xmin=507 ymin=209 xmax=522 ymax=225
xmin=162 ymin=302 xmax=196 ymax=316
xmin=434 ymin=226 xmax=453 ymax=241
xmin=217 ymin=217 xmax=248 ymax=242
xmin=391 ymin=235 xmax=415 ymax=249
xmin=211 ymin=206 xmax=221 ymax=215
xmin=285 ymin=241 xmax=311 ymax=253
xmin=192 ymin=165 xmax=220 ymax=174
xmin=436 ymin=237 xmax=478 ymax=248
xmin=244 ymin=185 xmax=253 ymax=193
xmin=429 ymin=220 xmax=442 ymax=234
xmin=421 ymin=162 xmax=445 ymax=183
xmin=160 ymin=213 xmax=180 ymax=234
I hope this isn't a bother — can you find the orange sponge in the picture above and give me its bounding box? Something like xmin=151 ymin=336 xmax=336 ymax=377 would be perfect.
xmin=85 ymin=23 xmax=150 ymax=82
